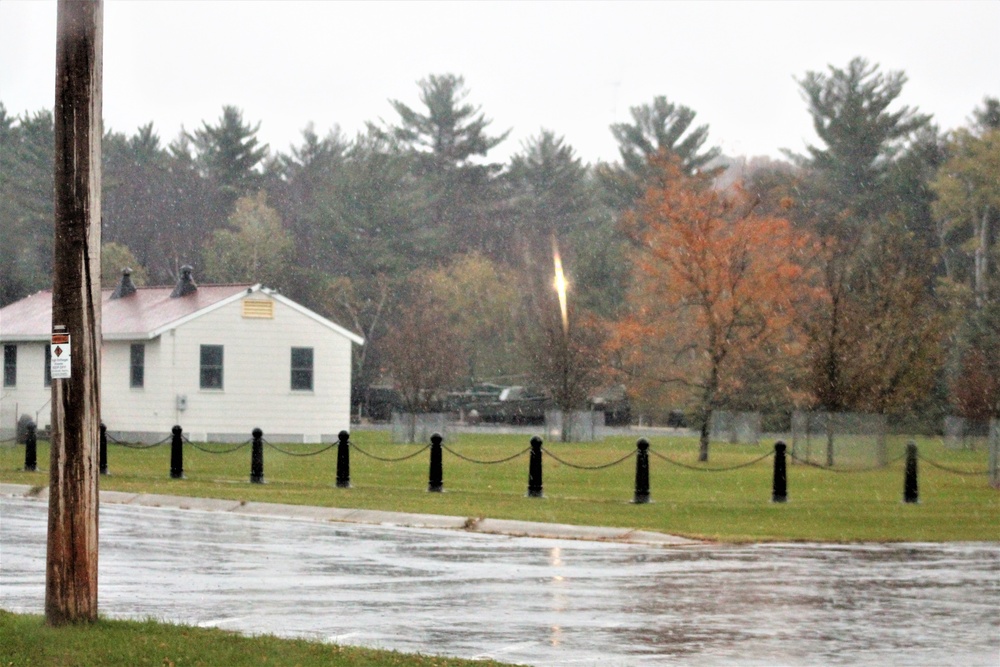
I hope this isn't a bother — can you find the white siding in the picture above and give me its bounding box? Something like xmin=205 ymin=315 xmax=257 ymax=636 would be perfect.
xmin=163 ymin=294 xmax=353 ymax=442
xmin=100 ymin=337 xmax=177 ymax=436
xmin=0 ymin=343 xmax=52 ymax=435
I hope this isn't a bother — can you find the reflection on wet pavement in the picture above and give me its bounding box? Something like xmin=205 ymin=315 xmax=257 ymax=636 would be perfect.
xmin=2 ymin=497 xmax=998 ymax=666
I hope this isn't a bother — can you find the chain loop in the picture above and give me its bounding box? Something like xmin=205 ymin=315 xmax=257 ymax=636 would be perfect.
xmin=541 ymin=447 xmax=636 ymax=470
xmin=442 ymin=444 xmax=531 ymax=465
xmin=917 ymin=454 xmax=989 ymax=476
xmin=107 ymin=433 xmax=172 ymax=449
xmin=185 ymin=438 xmax=251 ymax=454
xmin=351 ymin=442 xmax=431 ymax=462
xmin=787 ymin=450 xmax=907 ymax=473
xmin=649 ymin=447 xmax=774 ymax=472
xmin=263 ymin=440 xmax=338 ymax=457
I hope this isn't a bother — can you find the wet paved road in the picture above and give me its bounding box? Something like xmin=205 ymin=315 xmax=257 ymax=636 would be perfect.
xmin=2 ymin=496 xmax=998 ymax=666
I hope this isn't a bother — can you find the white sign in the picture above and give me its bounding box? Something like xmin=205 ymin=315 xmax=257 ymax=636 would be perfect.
xmin=51 ymin=332 xmax=71 ymax=380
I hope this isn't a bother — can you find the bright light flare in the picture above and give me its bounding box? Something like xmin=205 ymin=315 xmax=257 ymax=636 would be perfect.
xmin=552 ymin=236 xmax=569 ymax=336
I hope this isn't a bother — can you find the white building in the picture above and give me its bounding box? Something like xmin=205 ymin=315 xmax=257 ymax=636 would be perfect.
xmin=0 ymin=268 xmax=363 ymax=442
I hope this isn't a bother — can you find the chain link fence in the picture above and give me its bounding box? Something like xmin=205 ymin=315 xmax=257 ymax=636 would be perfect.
xmin=391 ymin=412 xmax=449 ymax=444
xmin=789 ymin=411 xmax=899 ymax=468
xmin=710 ymin=411 xmax=762 ymax=445
xmin=943 ymin=416 xmax=993 ymax=451
xmin=544 ymin=410 xmax=602 ymax=442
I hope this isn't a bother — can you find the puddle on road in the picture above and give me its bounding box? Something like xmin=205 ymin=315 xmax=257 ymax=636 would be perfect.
xmin=2 ymin=497 xmax=998 ymax=666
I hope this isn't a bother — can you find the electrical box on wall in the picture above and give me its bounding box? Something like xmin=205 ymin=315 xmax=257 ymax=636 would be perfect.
xmin=176 ymin=394 xmax=187 ymax=411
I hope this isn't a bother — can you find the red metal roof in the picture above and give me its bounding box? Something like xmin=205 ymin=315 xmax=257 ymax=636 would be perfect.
xmin=0 ymin=284 xmax=256 ymax=341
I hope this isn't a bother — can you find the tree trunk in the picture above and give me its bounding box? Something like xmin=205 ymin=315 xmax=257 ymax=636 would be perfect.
xmin=825 ymin=412 xmax=835 ymax=467
xmin=974 ymin=206 xmax=989 ymax=308
xmin=937 ymin=218 xmax=954 ymax=282
xmin=699 ymin=363 xmax=720 ymax=462
xmin=698 ymin=414 xmax=710 ymax=462
xmin=46 ymin=0 xmax=103 ymax=626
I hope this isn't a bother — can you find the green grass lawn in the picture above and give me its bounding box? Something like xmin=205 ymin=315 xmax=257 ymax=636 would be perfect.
xmin=0 ymin=610 xmax=516 ymax=667
xmin=2 ymin=430 xmax=997 ymax=542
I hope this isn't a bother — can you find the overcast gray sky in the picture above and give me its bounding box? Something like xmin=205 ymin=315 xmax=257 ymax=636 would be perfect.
xmin=1 ymin=0 xmax=997 ymax=165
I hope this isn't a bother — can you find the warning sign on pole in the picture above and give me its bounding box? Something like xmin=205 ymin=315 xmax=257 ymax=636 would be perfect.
xmin=51 ymin=331 xmax=71 ymax=379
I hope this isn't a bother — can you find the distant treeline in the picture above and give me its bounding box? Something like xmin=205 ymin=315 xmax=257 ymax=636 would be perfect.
xmin=1 ymin=60 xmax=997 ymax=436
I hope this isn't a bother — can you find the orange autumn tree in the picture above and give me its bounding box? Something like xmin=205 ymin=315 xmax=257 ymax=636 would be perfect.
xmin=614 ymin=156 xmax=813 ymax=461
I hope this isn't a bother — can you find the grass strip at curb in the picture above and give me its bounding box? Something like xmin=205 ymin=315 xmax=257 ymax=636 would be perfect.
xmin=0 ymin=610 xmax=517 ymax=667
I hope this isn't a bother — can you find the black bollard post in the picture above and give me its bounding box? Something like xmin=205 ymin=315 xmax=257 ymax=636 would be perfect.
xmin=99 ymin=422 xmax=108 ymax=475
xmin=772 ymin=441 xmax=788 ymax=503
xmin=633 ymin=438 xmax=650 ymax=504
xmin=170 ymin=425 xmax=184 ymax=479
xmin=250 ymin=428 xmax=265 ymax=484
xmin=903 ymin=441 xmax=918 ymax=504
xmin=527 ymin=436 xmax=544 ymax=498
xmin=24 ymin=421 xmax=37 ymax=472
xmin=336 ymin=430 xmax=351 ymax=488
xmin=428 ymin=432 xmax=443 ymax=492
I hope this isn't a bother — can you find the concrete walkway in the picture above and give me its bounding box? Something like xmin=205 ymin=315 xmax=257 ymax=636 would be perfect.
xmin=0 ymin=482 xmax=699 ymax=546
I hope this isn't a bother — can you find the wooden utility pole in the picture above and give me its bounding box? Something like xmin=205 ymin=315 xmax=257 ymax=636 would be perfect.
xmin=46 ymin=0 xmax=103 ymax=625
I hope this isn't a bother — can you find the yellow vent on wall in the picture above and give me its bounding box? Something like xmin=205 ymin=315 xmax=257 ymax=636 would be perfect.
xmin=242 ymin=299 xmax=274 ymax=319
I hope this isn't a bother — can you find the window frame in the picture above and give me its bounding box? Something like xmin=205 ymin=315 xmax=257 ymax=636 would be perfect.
xmin=130 ymin=343 xmax=145 ymax=388
xmin=3 ymin=345 xmax=15 ymax=387
xmin=43 ymin=344 xmax=51 ymax=387
xmin=199 ymin=344 xmax=224 ymax=390
xmin=290 ymin=346 xmax=314 ymax=391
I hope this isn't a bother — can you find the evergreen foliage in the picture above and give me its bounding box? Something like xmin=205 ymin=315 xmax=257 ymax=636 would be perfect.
xmin=787 ymin=57 xmax=931 ymax=230
xmin=598 ymin=95 xmax=720 ymax=211
xmin=383 ymin=74 xmax=511 ymax=258
xmin=0 ymin=67 xmax=995 ymax=423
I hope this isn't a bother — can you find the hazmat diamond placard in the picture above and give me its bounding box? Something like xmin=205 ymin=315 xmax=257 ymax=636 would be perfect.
xmin=50 ymin=332 xmax=71 ymax=379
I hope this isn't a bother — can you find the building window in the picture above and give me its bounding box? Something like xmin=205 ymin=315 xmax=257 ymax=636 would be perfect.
xmin=130 ymin=343 xmax=145 ymax=388
xmin=200 ymin=345 xmax=223 ymax=390
xmin=291 ymin=347 xmax=313 ymax=391
xmin=44 ymin=345 xmax=51 ymax=387
xmin=3 ymin=345 xmax=15 ymax=387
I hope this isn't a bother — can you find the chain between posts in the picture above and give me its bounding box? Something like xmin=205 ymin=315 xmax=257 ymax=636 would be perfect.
xmin=184 ymin=437 xmax=252 ymax=454
xmin=51 ymin=426 xmax=998 ymax=482
xmin=106 ymin=433 xmax=173 ymax=449
xmin=916 ymin=454 xmax=990 ymax=476
xmin=787 ymin=450 xmax=908 ymax=473
xmin=541 ymin=447 xmax=637 ymax=470
xmin=263 ymin=439 xmax=337 ymax=457
xmin=442 ymin=444 xmax=532 ymax=465
xmin=649 ymin=447 xmax=775 ymax=471
xmin=351 ymin=442 xmax=432 ymax=462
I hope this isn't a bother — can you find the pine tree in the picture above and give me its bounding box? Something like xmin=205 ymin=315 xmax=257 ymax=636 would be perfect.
xmin=383 ymin=74 xmax=509 ymax=257
xmin=787 ymin=57 xmax=931 ymax=234
xmin=506 ymin=130 xmax=623 ymax=317
xmin=598 ymin=95 xmax=720 ymax=211
xmin=190 ymin=106 xmax=269 ymax=216
xmin=0 ymin=108 xmax=54 ymax=304
xmin=506 ymin=129 xmax=597 ymax=254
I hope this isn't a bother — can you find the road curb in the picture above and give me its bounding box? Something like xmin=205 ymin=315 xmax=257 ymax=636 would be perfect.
xmin=0 ymin=483 xmax=700 ymax=546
